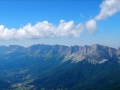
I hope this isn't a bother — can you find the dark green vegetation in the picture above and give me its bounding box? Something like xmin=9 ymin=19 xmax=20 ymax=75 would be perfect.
xmin=0 ymin=44 xmax=120 ymax=90
xmin=0 ymin=81 xmax=11 ymax=90
xmin=32 ymin=61 xmax=120 ymax=90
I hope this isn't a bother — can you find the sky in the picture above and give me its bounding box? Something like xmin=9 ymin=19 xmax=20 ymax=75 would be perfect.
xmin=0 ymin=0 xmax=120 ymax=48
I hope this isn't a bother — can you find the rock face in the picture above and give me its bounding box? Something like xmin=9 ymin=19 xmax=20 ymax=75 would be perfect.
xmin=61 ymin=44 xmax=119 ymax=63
xmin=70 ymin=44 xmax=116 ymax=57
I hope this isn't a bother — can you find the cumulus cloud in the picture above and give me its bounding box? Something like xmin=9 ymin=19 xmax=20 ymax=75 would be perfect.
xmin=85 ymin=0 xmax=120 ymax=34
xmin=0 ymin=20 xmax=85 ymax=40
xmin=95 ymin=0 xmax=120 ymax=20
xmin=85 ymin=19 xmax=97 ymax=34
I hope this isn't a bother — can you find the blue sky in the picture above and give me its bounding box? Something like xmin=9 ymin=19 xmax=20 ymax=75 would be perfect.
xmin=0 ymin=0 xmax=120 ymax=48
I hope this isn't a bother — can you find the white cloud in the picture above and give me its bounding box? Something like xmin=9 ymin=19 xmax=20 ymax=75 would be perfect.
xmin=95 ymin=0 xmax=120 ymax=20
xmin=85 ymin=0 xmax=120 ymax=34
xmin=85 ymin=19 xmax=97 ymax=34
xmin=0 ymin=20 xmax=85 ymax=40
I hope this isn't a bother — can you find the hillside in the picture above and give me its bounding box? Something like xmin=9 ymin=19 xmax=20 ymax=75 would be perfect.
xmin=0 ymin=44 xmax=119 ymax=89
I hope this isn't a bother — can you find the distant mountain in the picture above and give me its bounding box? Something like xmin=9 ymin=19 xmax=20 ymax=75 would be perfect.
xmin=0 ymin=44 xmax=120 ymax=90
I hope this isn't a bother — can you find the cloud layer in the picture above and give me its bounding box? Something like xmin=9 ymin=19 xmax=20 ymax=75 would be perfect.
xmin=95 ymin=0 xmax=120 ymax=20
xmin=85 ymin=20 xmax=97 ymax=34
xmin=86 ymin=0 xmax=120 ymax=33
xmin=0 ymin=0 xmax=120 ymax=40
xmin=0 ymin=20 xmax=84 ymax=40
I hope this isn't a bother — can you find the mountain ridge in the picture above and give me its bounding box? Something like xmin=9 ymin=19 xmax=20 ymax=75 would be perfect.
xmin=0 ymin=44 xmax=120 ymax=64
xmin=0 ymin=44 xmax=120 ymax=89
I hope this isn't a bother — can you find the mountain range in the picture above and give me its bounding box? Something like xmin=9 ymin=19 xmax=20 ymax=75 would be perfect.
xmin=0 ymin=44 xmax=120 ymax=90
